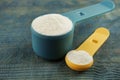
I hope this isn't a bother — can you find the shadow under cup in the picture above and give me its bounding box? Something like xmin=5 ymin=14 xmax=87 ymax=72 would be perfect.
xmin=31 ymin=14 xmax=74 ymax=60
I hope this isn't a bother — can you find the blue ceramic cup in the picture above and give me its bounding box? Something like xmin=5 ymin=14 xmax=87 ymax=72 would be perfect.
xmin=31 ymin=0 xmax=115 ymax=60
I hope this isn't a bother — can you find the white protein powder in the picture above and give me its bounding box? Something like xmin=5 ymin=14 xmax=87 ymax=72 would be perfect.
xmin=67 ymin=50 xmax=93 ymax=65
xmin=31 ymin=14 xmax=73 ymax=36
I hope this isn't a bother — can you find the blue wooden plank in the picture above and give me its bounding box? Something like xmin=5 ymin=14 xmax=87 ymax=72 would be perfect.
xmin=0 ymin=0 xmax=119 ymax=80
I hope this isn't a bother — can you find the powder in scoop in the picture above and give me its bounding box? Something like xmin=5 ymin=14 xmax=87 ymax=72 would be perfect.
xmin=31 ymin=14 xmax=73 ymax=36
xmin=67 ymin=50 xmax=93 ymax=65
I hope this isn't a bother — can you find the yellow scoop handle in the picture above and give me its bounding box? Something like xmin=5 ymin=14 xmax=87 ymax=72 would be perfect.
xmin=76 ymin=27 xmax=110 ymax=56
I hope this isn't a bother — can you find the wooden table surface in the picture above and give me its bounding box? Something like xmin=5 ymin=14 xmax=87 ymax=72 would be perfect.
xmin=0 ymin=0 xmax=120 ymax=80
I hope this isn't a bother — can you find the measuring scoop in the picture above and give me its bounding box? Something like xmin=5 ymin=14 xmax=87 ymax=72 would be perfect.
xmin=31 ymin=0 xmax=115 ymax=60
xmin=65 ymin=27 xmax=110 ymax=71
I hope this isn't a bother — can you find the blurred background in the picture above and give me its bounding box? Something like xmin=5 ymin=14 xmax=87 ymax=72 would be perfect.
xmin=0 ymin=0 xmax=120 ymax=80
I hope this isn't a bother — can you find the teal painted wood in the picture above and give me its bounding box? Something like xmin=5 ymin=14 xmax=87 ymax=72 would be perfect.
xmin=0 ymin=0 xmax=120 ymax=80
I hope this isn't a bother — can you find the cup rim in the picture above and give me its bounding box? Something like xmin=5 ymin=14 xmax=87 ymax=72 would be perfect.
xmin=31 ymin=26 xmax=74 ymax=39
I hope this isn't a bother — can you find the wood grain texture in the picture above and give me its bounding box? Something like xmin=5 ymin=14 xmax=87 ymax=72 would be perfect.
xmin=0 ymin=0 xmax=120 ymax=80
